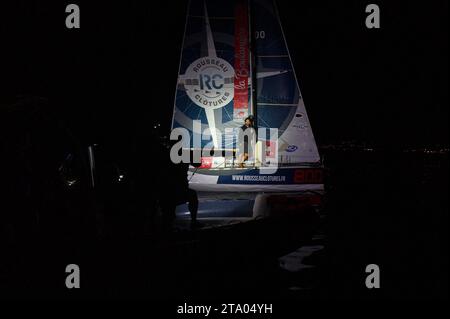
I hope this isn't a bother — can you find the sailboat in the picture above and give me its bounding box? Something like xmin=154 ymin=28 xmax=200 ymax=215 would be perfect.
xmin=172 ymin=0 xmax=323 ymax=218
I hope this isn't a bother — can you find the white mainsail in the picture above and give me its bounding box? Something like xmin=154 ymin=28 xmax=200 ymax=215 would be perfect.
xmin=172 ymin=0 xmax=323 ymax=192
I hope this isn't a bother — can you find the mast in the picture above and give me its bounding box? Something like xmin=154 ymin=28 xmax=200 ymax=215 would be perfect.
xmin=248 ymin=0 xmax=259 ymax=166
xmin=248 ymin=0 xmax=257 ymax=126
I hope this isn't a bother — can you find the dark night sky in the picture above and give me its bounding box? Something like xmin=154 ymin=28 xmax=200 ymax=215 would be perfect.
xmin=1 ymin=0 xmax=448 ymax=149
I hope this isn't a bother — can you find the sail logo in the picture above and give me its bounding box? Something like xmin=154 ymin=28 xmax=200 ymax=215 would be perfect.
xmin=184 ymin=57 xmax=235 ymax=110
xmin=200 ymin=74 xmax=223 ymax=90
xmin=233 ymin=0 xmax=250 ymax=119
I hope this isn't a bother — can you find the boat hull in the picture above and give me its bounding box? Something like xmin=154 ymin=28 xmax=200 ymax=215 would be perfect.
xmin=189 ymin=165 xmax=324 ymax=193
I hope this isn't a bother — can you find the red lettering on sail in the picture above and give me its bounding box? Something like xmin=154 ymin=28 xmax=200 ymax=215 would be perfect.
xmin=233 ymin=0 xmax=249 ymax=120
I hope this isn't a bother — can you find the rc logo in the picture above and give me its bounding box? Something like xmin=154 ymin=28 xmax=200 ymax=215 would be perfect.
xmin=184 ymin=56 xmax=235 ymax=109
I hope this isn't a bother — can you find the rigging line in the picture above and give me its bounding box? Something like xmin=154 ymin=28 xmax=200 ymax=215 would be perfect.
xmin=204 ymin=2 xmax=217 ymax=58
xmin=223 ymin=104 xmax=232 ymax=120
xmin=197 ymin=107 xmax=203 ymax=119
xmin=188 ymin=167 xmax=199 ymax=182
xmin=183 ymin=100 xmax=194 ymax=113
xmin=264 ymin=38 xmax=281 ymax=51
xmin=257 ymin=116 xmax=272 ymax=128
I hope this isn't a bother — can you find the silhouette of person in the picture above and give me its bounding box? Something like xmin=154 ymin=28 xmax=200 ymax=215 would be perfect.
xmin=157 ymin=141 xmax=202 ymax=231
xmin=171 ymin=162 xmax=201 ymax=229
xmin=131 ymin=121 xmax=166 ymax=235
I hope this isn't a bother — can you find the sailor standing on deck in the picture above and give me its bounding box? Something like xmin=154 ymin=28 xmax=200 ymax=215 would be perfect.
xmin=238 ymin=116 xmax=255 ymax=168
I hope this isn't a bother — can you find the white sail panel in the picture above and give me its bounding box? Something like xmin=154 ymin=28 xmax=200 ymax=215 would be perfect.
xmin=172 ymin=0 xmax=323 ymax=192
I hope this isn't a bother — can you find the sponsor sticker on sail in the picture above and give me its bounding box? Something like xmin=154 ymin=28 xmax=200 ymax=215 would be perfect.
xmin=233 ymin=0 xmax=250 ymax=120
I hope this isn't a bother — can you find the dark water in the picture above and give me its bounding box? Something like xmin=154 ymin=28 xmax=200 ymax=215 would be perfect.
xmin=0 ymin=150 xmax=447 ymax=300
xmin=299 ymin=150 xmax=449 ymax=299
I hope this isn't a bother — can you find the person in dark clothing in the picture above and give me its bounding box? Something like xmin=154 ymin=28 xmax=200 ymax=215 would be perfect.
xmin=172 ymin=162 xmax=200 ymax=228
xmin=238 ymin=116 xmax=255 ymax=168
xmin=157 ymin=141 xmax=202 ymax=231
xmin=131 ymin=121 xmax=166 ymax=235
xmin=159 ymin=161 xmax=201 ymax=230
